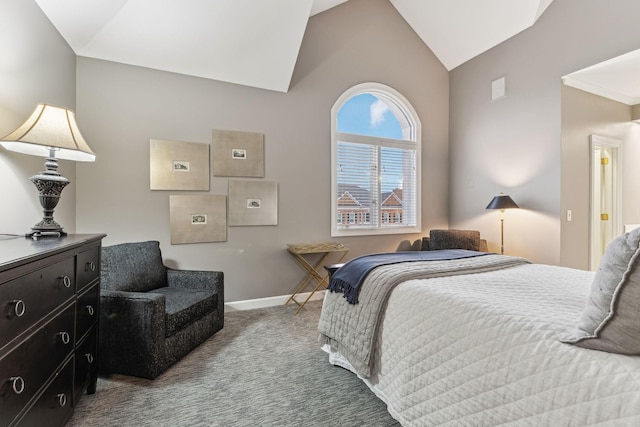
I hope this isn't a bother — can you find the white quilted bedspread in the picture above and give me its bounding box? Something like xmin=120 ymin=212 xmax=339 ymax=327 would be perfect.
xmin=326 ymin=263 xmax=640 ymax=426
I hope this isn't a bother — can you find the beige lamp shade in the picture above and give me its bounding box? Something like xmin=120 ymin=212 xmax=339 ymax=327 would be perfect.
xmin=0 ymin=104 xmax=95 ymax=161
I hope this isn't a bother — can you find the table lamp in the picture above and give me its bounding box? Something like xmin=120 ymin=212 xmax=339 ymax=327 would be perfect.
xmin=486 ymin=193 xmax=519 ymax=255
xmin=0 ymin=104 xmax=95 ymax=237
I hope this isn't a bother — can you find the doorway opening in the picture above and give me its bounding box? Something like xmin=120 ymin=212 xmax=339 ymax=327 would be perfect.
xmin=590 ymin=135 xmax=622 ymax=270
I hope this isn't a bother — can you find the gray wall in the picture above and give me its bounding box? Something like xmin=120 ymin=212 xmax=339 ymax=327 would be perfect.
xmin=449 ymin=0 xmax=640 ymax=265
xmin=560 ymin=85 xmax=638 ymax=270
xmin=75 ymin=0 xmax=450 ymax=302
xmin=0 ymin=0 xmax=77 ymax=235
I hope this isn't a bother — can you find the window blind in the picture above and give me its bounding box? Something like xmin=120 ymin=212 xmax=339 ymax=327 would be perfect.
xmin=336 ymin=134 xmax=416 ymax=231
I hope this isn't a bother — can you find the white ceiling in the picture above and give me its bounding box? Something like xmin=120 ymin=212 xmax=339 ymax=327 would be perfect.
xmin=312 ymin=0 xmax=554 ymax=72
xmin=563 ymin=48 xmax=640 ymax=106
xmin=35 ymin=0 xmax=557 ymax=93
xmin=34 ymin=0 xmax=638 ymax=101
xmin=388 ymin=0 xmax=554 ymax=71
xmin=35 ymin=0 xmax=314 ymax=93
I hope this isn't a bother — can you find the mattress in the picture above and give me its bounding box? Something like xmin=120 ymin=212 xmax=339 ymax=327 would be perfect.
xmin=321 ymin=262 xmax=640 ymax=426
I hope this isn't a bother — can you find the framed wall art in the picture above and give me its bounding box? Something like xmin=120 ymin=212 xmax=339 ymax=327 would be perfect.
xmin=228 ymin=180 xmax=278 ymax=226
xmin=150 ymin=139 xmax=210 ymax=190
xmin=169 ymin=194 xmax=227 ymax=244
xmin=212 ymin=129 xmax=264 ymax=177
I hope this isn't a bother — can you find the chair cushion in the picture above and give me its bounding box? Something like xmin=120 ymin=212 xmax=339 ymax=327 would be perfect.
xmin=101 ymin=241 xmax=167 ymax=292
xmin=152 ymin=287 xmax=218 ymax=337
xmin=429 ymin=229 xmax=482 ymax=251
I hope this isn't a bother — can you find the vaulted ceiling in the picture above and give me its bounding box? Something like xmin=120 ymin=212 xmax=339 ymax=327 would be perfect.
xmin=35 ymin=0 xmax=555 ymax=93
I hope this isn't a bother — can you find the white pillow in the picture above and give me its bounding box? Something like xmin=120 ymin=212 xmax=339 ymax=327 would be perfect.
xmin=563 ymin=227 xmax=640 ymax=354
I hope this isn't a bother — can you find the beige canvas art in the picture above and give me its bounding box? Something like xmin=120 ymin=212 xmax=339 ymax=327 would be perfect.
xmin=150 ymin=139 xmax=210 ymax=190
xmin=212 ymin=129 xmax=264 ymax=177
xmin=170 ymin=194 xmax=227 ymax=244
xmin=228 ymin=180 xmax=277 ymax=226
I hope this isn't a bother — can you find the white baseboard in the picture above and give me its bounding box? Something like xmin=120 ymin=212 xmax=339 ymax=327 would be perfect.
xmin=225 ymin=290 xmax=326 ymax=311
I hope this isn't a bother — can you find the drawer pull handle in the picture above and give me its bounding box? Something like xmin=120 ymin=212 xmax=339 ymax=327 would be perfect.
xmin=59 ymin=331 xmax=70 ymax=345
xmin=86 ymin=305 xmax=95 ymax=316
xmin=85 ymin=353 xmax=94 ymax=364
xmin=62 ymin=275 xmax=72 ymax=288
xmin=10 ymin=376 xmax=24 ymax=394
xmin=57 ymin=393 xmax=67 ymax=408
xmin=11 ymin=300 xmax=26 ymax=317
xmin=86 ymin=261 xmax=96 ymax=272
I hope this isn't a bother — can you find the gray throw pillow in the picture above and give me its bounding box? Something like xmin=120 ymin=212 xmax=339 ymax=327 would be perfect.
xmin=563 ymin=227 xmax=640 ymax=354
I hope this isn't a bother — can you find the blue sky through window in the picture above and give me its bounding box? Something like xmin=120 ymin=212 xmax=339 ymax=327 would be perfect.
xmin=337 ymin=94 xmax=408 ymax=193
xmin=337 ymin=94 xmax=403 ymax=139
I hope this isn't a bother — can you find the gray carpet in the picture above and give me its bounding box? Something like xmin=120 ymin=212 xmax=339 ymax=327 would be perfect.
xmin=68 ymin=300 xmax=401 ymax=427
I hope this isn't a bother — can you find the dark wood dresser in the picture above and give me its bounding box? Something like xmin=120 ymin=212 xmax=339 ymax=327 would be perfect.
xmin=0 ymin=234 xmax=105 ymax=427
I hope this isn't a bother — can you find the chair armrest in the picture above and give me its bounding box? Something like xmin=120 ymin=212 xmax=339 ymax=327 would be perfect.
xmin=421 ymin=236 xmax=431 ymax=251
xmin=99 ymin=289 xmax=166 ymax=357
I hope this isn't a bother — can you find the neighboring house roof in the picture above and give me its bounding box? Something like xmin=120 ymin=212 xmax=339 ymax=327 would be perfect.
xmin=337 ymin=184 xmax=371 ymax=207
xmin=338 ymin=185 xmax=404 ymax=209
xmin=381 ymin=189 xmax=403 ymax=208
xmin=337 ymin=191 xmax=361 ymax=207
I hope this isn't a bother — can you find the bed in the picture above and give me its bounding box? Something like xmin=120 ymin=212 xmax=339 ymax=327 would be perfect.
xmin=318 ymin=233 xmax=640 ymax=426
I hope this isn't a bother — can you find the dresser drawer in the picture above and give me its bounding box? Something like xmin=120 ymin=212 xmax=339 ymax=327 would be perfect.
xmin=0 ymin=234 xmax=105 ymax=427
xmin=0 ymin=257 xmax=75 ymax=350
xmin=15 ymin=358 xmax=73 ymax=427
xmin=74 ymin=328 xmax=97 ymax=404
xmin=76 ymin=246 xmax=100 ymax=292
xmin=76 ymin=283 xmax=98 ymax=342
xmin=0 ymin=303 xmax=74 ymax=426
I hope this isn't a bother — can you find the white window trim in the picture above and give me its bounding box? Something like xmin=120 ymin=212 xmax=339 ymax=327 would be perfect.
xmin=331 ymin=82 xmax=422 ymax=237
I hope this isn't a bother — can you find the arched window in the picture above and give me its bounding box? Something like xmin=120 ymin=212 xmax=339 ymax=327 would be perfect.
xmin=331 ymin=83 xmax=421 ymax=236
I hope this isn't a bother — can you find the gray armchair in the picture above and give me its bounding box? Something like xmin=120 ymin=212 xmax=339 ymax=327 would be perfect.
xmin=420 ymin=229 xmax=489 ymax=252
xmin=98 ymin=241 xmax=224 ymax=379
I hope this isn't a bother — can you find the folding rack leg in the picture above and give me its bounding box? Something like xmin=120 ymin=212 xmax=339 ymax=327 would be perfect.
xmin=286 ymin=252 xmax=331 ymax=314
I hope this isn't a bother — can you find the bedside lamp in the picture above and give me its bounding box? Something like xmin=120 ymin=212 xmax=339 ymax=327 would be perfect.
xmin=0 ymin=104 xmax=95 ymax=237
xmin=486 ymin=193 xmax=519 ymax=255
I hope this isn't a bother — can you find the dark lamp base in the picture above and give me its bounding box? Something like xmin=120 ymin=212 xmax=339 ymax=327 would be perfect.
xmin=28 ymin=160 xmax=70 ymax=239
xmin=27 ymin=230 xmax=67 ymax=239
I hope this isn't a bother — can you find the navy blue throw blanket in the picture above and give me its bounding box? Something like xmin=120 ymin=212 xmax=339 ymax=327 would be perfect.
xmin=328 ymin=250 xmax=489 ymax=304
